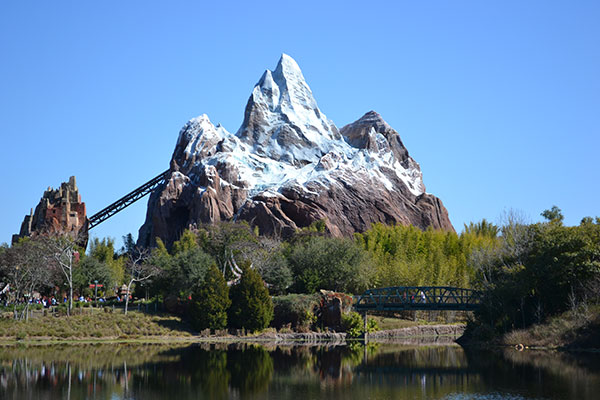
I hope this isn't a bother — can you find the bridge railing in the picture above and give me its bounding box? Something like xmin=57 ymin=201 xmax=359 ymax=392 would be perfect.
xmin=354 ymin=286 xmax=482 ymax=311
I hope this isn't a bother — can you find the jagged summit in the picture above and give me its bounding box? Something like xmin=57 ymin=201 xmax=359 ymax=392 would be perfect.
xmin=237 ymin=54 xmax=342 ymax=164
xmin=340 ymin=110 xmax=423 ymax=193
xmin=138 ymin=55 xmax=453 ymax=248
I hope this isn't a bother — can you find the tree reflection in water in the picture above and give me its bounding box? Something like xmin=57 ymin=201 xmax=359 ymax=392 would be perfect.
xmin=0 ymin=342 xmax=599 ymax=399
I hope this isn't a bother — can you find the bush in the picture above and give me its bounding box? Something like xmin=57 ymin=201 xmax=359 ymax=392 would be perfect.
xmin=272 ymin=294 xmax=320 ymax=329
xmin=342 ymin=311 xmax=379 ymax=338
xmin=342 ymin=312 xmax=364 ymax=338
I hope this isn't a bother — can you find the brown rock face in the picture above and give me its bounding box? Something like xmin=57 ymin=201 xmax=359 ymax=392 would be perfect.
xmin=13 ymin=176 xmax=88 ymax=245
xmin=137 ymin=55 xmax=453 ymax=248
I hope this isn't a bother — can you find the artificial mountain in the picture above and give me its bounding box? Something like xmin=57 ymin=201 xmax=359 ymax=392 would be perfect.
xmin=138 ymin=54 xmax=453 ymax=248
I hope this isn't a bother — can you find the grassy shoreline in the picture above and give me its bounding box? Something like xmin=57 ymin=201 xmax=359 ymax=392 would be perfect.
xmin=460 ymin=306 xmax=600 ymax=352
xmin=0 ymin=310 xmax=467 ymax=346
xmin=3 ymin=308 xmax=597 ymax=352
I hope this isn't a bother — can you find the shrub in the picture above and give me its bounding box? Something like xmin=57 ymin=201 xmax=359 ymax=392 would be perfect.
xmin=342 ymin=311 xmax=379 ymax=338
xmin=271 ymin=294 xmax=319 ymax=329
xmin=342 ymin=312 xmax=364 ymax=338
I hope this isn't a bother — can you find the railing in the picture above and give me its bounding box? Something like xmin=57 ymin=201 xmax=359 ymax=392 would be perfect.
xmin=354 ymin=286 xmax=482 ymax=312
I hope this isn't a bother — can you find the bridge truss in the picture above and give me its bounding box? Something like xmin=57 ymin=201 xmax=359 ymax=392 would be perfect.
xmin=87 ymin=170 xmax=170 ymax=229
xmin=354 ymin=286 xmax=482 ymax=312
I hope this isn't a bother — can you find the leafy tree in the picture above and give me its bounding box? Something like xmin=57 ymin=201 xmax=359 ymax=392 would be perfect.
xmin=341 ymin=311 xmax=379 ymax=338
xmin=541 ymin=205 xmax=564 ymax=224
xmin=190 ymin=264 xmax=231 ymax=330
xmin=150 ymin=233 xmax=215 ymax=298
xmin=172 ymin=229 xmax=199 ymax=255
xmin=74 ymin=256 xmax=113 ymax=297
xmin=170 ymin=247 xmax=213 ymax=297
xmin=356 ymin=223 xmax=483 ymax=289
xmin=271 ymin=293 xmax=319 ymax=329
xmin=88 ymin=237 xmax=125 ymax=293
xmin=471 ymin=211 xmax=600 ymax=334
xmin=463 ymin=219 xmax=499 ymax=238
xmin=259 ymin=250 xmax=292 ymax=295
xmin=228 ymin=263 xmax=273 ymax=332
xmin=196 ymin=222 xmax=261 ymax=273
xmin=287 ymin=236 xmax=374 ymax=294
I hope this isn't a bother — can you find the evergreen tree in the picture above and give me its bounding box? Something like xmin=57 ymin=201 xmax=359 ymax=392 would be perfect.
xmin=190 ymin=264 xmax=231 ymax=330
xmin=228 ymin=264 xmax=273 ymax=332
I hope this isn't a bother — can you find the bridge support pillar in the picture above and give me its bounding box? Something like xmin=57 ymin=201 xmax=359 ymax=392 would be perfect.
xmin=363 ymin=311 xmax=368 ymax=343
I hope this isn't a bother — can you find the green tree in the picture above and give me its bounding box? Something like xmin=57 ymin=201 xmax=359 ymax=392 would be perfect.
xmin=463 ymin=219 xmax=499 ymax=238
xmin=259 ymin=250 xmax=292 ymax=295
xmin=119 ymin=233 xmax=136 ymax=256
xmin=172 ymin=229 xmax=199 ymax=255
xmin=541 ymin=205 xmax=564 ymax=224
xmin=229 ymin=264 xmax=273 ymax=332
xmin=196 ymin=222 xmax=260 ymax=273
xmin=74 ymin=256 xmax=113 ymax=297
xmin=150 ymin=232 xmax=215 ymax=298
xmin=88 ymin=237 xmax=125 ymax=293
xmin=355 ymin=223 xmax=483 ymax=289
xmin=190 ymin=264 xmax=231 ymax=330
xmin=471 ymin=212 xmax=600 ymax=334
xmin=287 ymin=236 xmax=374 ymax=293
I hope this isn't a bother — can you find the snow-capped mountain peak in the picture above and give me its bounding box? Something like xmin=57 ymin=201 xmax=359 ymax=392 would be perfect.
xmin=237 ymin=54 xmax=343 ymax=164
xmin=138 ymin=55 xmax=453 ymax=247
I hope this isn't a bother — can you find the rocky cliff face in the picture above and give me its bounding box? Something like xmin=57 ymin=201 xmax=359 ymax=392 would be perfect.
xmin=138 ymin=55 xmax=453 ymax=248
xmin=13 ymin=176 xmax=88 ymax=245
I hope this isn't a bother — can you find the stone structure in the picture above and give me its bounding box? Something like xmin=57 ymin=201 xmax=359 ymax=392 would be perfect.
xmin=13 ymin=176 xmax=88 ymax=245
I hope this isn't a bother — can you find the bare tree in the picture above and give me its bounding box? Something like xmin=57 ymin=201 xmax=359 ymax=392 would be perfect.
xmin=124 ymin=248 xmax=160 ymax=315
xmin=43 ymin=234 xmax=78 ymax=315
xmin=468 ymin=245 xmax=499 ymax=287
xmin=0 ymin=238 xmax=52 ymax=320
xmin=498 ymin=208 xmax=534 ymax=268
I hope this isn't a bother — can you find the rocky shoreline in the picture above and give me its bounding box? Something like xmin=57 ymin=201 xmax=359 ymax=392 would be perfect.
xmin=248 ymin=324 xmax=466 ymax=345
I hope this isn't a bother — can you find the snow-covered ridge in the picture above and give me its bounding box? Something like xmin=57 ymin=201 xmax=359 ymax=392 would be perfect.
xmin=171 ymin=54 xmax=425 ymax=198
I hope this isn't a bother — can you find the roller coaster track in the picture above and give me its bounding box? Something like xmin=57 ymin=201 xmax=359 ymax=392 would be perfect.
xmin=87 ymin=170 xmax=170 ymax=229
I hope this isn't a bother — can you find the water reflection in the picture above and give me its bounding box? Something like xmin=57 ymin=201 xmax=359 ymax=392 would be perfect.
xmin=0 ymin=342 xmax=599 ymax=399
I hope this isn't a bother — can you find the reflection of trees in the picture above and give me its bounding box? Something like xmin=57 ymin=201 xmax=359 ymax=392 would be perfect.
xmin=4 ymin=343 xmax=597 ymax=400
xmin=228 ymin=344 xmax=274 ymax=395
xmin=190 ymin=348 xmax=230 ymax=398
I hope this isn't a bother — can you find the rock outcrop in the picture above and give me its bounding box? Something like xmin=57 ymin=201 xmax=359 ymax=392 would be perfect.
xmin=138 ymin=54 xmax=453 ymax=248
xmin=13 ymin=176 xmax=88 ymax=245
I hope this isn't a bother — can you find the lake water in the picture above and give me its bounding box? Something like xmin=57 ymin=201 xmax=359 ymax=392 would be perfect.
xmin=0 ymin=341 xmax=599 ymax=399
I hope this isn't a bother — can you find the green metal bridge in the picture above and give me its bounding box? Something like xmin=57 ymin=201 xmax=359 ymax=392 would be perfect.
xmin=354 ymin=286 xmax=482 ymax=312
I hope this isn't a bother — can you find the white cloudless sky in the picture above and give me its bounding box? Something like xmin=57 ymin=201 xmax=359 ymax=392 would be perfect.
xmin=1 ymin=1 xmax=598 ymax=248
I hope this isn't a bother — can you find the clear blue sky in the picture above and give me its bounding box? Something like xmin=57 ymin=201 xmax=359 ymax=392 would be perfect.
xmin=1 ymin=1 xmax=598 ymax=248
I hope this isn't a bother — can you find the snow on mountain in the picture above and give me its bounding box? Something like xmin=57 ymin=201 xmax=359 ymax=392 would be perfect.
xmin=172 ymin=54 xmax=424 ymax=198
